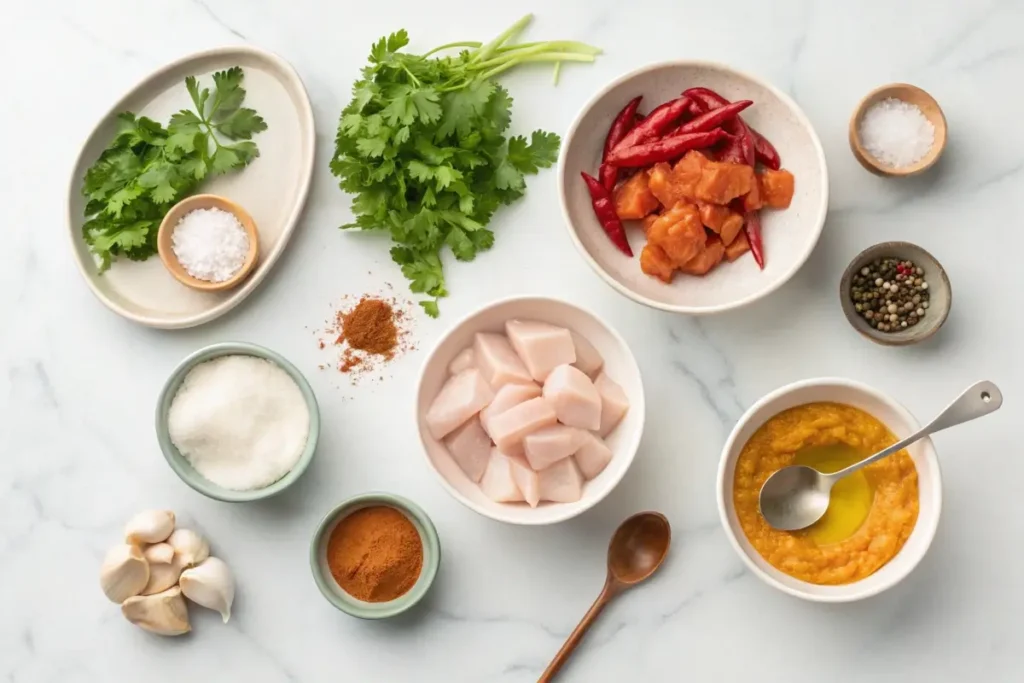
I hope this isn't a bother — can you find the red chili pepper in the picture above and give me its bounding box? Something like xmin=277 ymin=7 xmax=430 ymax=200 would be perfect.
xmin=744 ymin=210 xmax=765 ymax=269
xmin=613 ymin=96 xmax=690 ymax=152
xmin=605 ymin=129 xmax=727 ymax=167
xmin=675 ymin=100 xmax=753 ymax=136
xmin=599 ymin=96 xmax=642 ymax=191
xmin=581 ymin=172 xmax=633 ymax=257
xmin=683 ymin=87 xmax=781 ymax=168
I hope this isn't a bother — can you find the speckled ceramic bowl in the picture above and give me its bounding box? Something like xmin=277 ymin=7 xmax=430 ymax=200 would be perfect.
xmin=559 ymin=60 xmax=829 ymax=314
xmin=155 ymin=342 xmax=320 ymax=502
xmin=310 ymin=493 xmax=441 ymax=619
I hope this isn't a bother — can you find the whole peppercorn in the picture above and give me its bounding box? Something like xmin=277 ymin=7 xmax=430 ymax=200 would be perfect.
xmin=849 ymin=256 xmax=932 ymax=333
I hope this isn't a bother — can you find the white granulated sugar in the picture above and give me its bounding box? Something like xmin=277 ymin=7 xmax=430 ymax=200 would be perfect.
xmin=171 ymin=207 xmax=250 ymax=282
xmin=168 ymin=355 xmax=310 ymax=491
xmin=859 ymin=97 xmax=935 ymax=169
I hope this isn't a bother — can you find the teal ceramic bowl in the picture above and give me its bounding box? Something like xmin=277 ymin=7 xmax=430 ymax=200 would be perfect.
xmin=310 ymin=493 xmax=441 ymax=619
xmin=155 ymin=342 xmax=320 ymax=502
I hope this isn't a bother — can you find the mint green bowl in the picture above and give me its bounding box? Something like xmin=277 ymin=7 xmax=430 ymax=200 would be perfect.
xmin=310 ymin=493 xmax=441 ymax=619
xmin=155 ymin=342 xmax=320 ymax=502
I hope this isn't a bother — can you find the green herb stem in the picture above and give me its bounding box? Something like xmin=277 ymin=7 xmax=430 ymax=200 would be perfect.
xmin=421 ymin=41 xmax=483 ymax=58
xmin=472 ymin=13 xmax=534 ymax=64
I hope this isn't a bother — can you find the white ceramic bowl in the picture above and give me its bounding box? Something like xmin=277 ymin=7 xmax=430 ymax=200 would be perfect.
xmin=558 ymin=61 xmax=829 ymax=314
xmin=415 ymin=297 xmax=645 ymax=525
xmin=716 ymin=378 xmax=942 ymax=602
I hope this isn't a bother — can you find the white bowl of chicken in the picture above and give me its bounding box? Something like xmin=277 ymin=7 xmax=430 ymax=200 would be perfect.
xmin=415 ymin=296 xmax=645 ymax=525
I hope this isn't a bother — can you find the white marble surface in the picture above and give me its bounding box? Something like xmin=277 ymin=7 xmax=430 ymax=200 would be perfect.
xmin=3 ymin=0 xmax=1022 ymax=680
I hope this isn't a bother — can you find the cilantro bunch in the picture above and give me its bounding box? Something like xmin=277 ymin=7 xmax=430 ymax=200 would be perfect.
xmin=82 ymin=67 xmax=267 ymax=271
xmin=331 ymin=14 xmax=600 ymax=316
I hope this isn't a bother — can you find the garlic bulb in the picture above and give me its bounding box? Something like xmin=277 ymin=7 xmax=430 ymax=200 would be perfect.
xmin=122 ymin=586 xmax=191 ymax=636
xmin=179 ymin=557 xmax=235 ymax=623
xmin=124 ymin=510 xmax=175 ymax=544
xmin=142 ymin=556 xmax=184 ymax=596
xmin=167 ymin=528 xmax=209 ymax=568
xmin=99 ymin=544 xmax=150 ymax=603
xmin=143 ymin=543 xmax=174 ymax=565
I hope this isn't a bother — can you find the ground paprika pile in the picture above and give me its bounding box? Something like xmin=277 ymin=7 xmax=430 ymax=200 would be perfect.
xmin=326 ymin=506 xmax=423 ymax=602
xmin=338 ymin=297 xmax=398 ymax=356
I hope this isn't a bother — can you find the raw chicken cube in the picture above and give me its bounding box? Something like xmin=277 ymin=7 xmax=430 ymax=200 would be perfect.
xmin=425 ymin=369 xmax=495 ymax=440
xmin=671 ymin=150 xmax=709 ymax=198
xmin=479 ymin=449 xmax=524 ymax=503
xmin=508 ymin=454 xmax=540 ymax=507
xmin=505 ymin=320 xmax=576 ymax=382
xmin=487 ymin=397 xmax=557 ymax=454
xmin=543 ymin=365 xmax=601 ymax=431
xmin=719 ymin=212 xmax=744 ymax=247
xmin=538 ymin=458 xmax=584 ymax=504
xmin=595 ymin=372 xmax=630 ymax=437
xmin=443 ymin=416 xmax=492 ymax=483
xmin=447 ymin=347 xmax=475 ymax=375
xmin=698 ymin=202 xmax=731 ymax=231
xmin=473 ymin=332 xmax=532 ymax=388
xmin=613 ymin=171 xmax=660 ymax=220
xmin=570 ymin=331 xmax=603 ymax=379
xmin=480 ymin=383 xmax=542 ymax=438
xmin=524 ymin=424 xmax=587 ymax=471
xmin=742 ymin=175 xmax=763 ymax=211
xmin=574 ymin=432 xmax=613 ymax=480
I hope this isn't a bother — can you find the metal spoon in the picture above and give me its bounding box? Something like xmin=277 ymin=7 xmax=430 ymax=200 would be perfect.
xmin=759 ymin=381 xmax=1003 ymax=531
xmin=538 ymin=512 xmax=671 ymax=682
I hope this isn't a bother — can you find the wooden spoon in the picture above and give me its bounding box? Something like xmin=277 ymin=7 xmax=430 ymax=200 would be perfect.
xmin=539 ymin=512 xmax=671 ymax=682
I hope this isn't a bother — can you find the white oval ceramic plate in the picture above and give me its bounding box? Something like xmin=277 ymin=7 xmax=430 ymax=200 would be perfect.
xmin=66 ymin=46 xmax=315 ymax=328
xmin=559 ymin=61 xmax=829 ymax=314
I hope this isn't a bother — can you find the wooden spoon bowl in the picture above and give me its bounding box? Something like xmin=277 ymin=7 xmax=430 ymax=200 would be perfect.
xmin=157 ymin=194 xmax=260 ymax=292
xmin=849 ymin=83 xmax=947 ymax=177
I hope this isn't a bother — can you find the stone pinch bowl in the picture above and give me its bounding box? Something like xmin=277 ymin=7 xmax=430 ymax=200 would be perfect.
xmin=849 ymin=83 xmax=947 ymax=177
xmin=310 ymin=493 xmax=441 ymax=619
xmin=156 ymin=194 xmax=260 ymax=292
xmin=558 ymin=60 xmax=829 ymax=314
xmin=839 ymin=241 xmax=951 ymax=346
xmin=155 ymin=341 xmax=320 ymax=502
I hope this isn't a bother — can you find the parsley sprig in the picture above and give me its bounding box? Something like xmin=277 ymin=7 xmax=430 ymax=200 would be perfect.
xmin=331 ymin=14 xmax=600 ymax=316
xmin=82 ymin=67 xmax=267 ymax=271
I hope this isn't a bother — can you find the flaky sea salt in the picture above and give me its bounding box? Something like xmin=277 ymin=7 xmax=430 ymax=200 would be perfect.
xmin=171 ymin=207 xmax=250 ymax=282
xmin=859 ymin=98 xmax=935 ymax=169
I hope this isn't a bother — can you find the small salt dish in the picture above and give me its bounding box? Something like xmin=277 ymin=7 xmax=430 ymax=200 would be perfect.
xmin=157 ymin=194 xmax=260 ymax=292
xmin=849 ymin=83 xmax=947 ymax=177
xmin=840 ymin=241 xmax=951 ymax=346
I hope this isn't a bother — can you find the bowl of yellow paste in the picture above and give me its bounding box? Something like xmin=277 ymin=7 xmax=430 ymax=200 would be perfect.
xmin=717 ymin=378 xmax=941 ymax=602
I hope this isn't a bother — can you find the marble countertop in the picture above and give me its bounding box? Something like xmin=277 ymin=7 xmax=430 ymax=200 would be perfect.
xmin=3 ymin=0 xmax=1022 ymax=680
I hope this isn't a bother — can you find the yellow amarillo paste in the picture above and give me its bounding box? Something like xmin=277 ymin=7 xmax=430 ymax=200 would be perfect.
xmin=733 ymin=402 xmax=919 ymax=585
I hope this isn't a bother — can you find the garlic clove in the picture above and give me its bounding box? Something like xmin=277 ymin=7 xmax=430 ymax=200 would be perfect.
xmin=122 ymin=586 xmax=191 ymax=636
xmin=100 ymin=544 xmax=150 ymax=603
xmin=141 ymin=556 xmax=184 ymax=595
xmin=143 ymin=543 xmax=175 ymax=565
xmin=179 ymin=557 xmax=235 ymax=623
xmin=124 ymin=510 xmax=175 ymax=545
xmin=167 ymin=528 xmax=210 ymax=568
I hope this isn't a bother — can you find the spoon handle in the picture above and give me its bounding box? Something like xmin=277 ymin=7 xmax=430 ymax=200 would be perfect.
xmin=829 ymin=381 xmax=1003 ymax=481
xmin=538 ymin=580 xmax=619 ymax=682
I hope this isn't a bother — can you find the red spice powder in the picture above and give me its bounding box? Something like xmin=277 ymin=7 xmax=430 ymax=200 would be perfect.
xmin=314 ymin=290 xmax=415 ymax=383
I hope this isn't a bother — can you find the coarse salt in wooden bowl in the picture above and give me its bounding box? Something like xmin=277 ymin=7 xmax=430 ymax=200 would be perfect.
xmin=849 ymin=83 xmax=947 ymax=177
xmin=157 ymin=194 xmax=260 ymax=292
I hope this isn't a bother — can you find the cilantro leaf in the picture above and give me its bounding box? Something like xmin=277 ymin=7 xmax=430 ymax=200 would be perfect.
xmin=215 ymin=107 xmax=267 ymax=139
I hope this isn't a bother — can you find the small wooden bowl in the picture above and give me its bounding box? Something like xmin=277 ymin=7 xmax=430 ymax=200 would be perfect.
xmin=849 ymin=83 xmax=947 ymax=177
xmin=839 ymin=241 xmax=951 ymax=346
xmin=157 ymin=194 xmax=260 ymax=292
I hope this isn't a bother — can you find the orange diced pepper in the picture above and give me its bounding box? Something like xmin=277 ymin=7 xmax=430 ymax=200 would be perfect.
xmin=679 ymin=235 xmax=725 ymax=276
xmin=724 ymin=232 xmax=751 ymax=261
xmin=648 ymin=202 xmax=705 ymax=266
xmin=719 ymin=212 xmax=745 ymax=246
xmin=695 ymin=162 xmax=755 ymax=205
xmin=612 ymin=171 xmax=660 ymax=220
xmin=640 ymin=243 xmax=676 ymax=283
xmin=760 ymin=169 xmax=795 ymax=209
